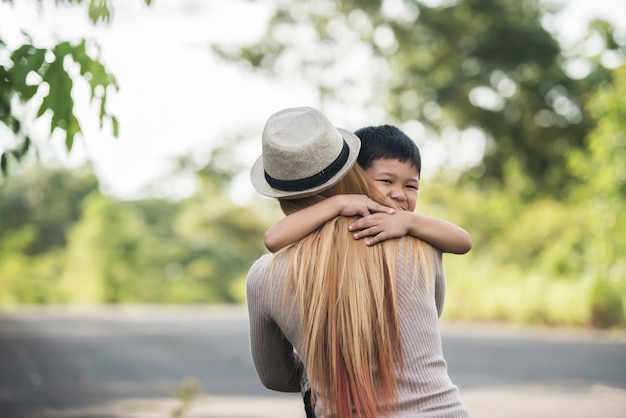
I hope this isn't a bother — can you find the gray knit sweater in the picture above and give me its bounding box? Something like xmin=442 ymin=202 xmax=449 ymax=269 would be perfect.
xmin=246 ymin=239 xmax=471 ymax=417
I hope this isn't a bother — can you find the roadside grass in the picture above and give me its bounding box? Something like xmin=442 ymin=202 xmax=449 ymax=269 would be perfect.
xmin=442 ymin=254 xmax=624 ymax=328
xmin=159 ymin=378 xmax=200 ymax=418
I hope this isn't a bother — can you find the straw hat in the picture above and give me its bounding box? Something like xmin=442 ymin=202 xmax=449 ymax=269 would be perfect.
xmin=250 ymin=107 xmax=361 ymax=199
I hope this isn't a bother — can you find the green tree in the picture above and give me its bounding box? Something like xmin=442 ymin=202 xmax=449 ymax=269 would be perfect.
xmin=416 ymin=66 xmax=626 ymax=328
xmin=60 ymin=191 xmax=153 ymax=303
xmin=0 ymin=165 xmax=99 ymax=304
xmin=0 ymin=226 xmax=66 ymax=305
xmin=173 ymin=148 xmax=274 ymax=303
xmin=568 ymin=65 xmax=626 ymax=328
xmin=0 ymin=159 xmax=273 ymax=306
xmin=0 ymin=165 xmax=99 ymax=253
xmin=0 ymin=0 xmax=151 ymax=175
xmin=213 ymin=0 xmax=624 ymax=198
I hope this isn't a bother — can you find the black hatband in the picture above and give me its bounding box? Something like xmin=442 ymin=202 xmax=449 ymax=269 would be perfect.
xmin=265 ymin=139 xmax=350 ymax=192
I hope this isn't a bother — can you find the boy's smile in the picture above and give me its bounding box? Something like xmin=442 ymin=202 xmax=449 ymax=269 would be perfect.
xmin=365 ymin=158 xmax=420 ymax=212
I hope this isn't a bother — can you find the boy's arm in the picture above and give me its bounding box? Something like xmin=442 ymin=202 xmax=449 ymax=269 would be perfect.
xmin=264 ymin=194 xmax=395 ymax=253
xmin=407 ymin=213 xmax=472 ymax=254
xmin=349 ymin=211 xmax=472 ymax=254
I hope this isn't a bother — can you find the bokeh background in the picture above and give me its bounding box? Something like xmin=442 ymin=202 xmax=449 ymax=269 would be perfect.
xmin=1 ymin=0 xmax=625 ymax=329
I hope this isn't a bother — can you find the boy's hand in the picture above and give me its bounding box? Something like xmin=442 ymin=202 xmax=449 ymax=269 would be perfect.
xmin=333 ymin=194 xmax=395 ymax=218
xmin=348 ymin=210 xmax=411 ymax=246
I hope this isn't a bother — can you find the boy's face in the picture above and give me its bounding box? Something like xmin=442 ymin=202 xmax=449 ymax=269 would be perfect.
xmin=365 ymin=158 xmax=420 ymax=212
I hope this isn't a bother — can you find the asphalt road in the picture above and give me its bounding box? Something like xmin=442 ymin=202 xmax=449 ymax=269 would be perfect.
xmin=0 ymin=306 xmax=625 ymax=418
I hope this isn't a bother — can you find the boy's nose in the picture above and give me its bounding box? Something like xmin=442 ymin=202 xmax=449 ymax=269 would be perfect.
xmin=390 ymin=189 xmax=406 ymax=201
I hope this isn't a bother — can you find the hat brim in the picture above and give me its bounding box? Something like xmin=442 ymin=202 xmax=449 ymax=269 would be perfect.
xmin=250 ymin=128 xmax=361 ymax=199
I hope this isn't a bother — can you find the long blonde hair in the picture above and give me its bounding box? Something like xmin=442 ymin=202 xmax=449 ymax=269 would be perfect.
xmin=277 ymin=164 xmax=435 ymax=418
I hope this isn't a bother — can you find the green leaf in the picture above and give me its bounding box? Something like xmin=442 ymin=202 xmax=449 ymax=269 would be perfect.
xmin=72 ymin=40 xmax=119 ymax=99
xmin=111 ymin=115 xmax=119 ymax=137
xmin=0 ymin=153 xmax=7 ymax=175
xmin=10 ymin=117 xmax=21 ymax=134
xmin=53 ymin=41 xmax=73 ymax=59
xmin=88 ymin=0 xmax=111 ymax=24
xmin=9 ymin=45 xmax=46 ymax=101
xmin=39 ymin=59 xmax=73 ymax=132
xmin=18 ymin=136 xmax=31 ymax=157
xmin=0 ymin=0 xmax=154 ymax=171
xmin=70 ymin=40 xmax=118 ymax=137
xmin=38 ymin=52 xmax=82 ymax=150
xmin=65 ymin=115 xmax=81 ymax=151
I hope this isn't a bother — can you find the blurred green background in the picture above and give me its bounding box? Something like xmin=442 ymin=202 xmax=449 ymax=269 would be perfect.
xmin=1 ymin=0 xmax=624 ymax=328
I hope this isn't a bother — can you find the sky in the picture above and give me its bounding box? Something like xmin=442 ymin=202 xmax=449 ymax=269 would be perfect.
xmin=1 ymin=0 xmax=625 ymax=202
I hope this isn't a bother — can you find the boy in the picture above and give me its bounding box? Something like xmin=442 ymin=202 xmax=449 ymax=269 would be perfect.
xmin=263 ymin=125 xmax=471 ymax=418
xmin=264 ymin=124 xmax=472 ymax=254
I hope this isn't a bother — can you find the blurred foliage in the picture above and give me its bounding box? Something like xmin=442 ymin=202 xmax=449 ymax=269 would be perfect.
xmin=426 ymin=66 xmax=626 ymax=328
xmin=207 ymin=0 xmax=625 ymax=328
xmin=212 ymin=0 xmax=625 ymax=199
xmin=568 ymin=65 xmax=626 ymax=327
xmin=1 ymin=62 xmax=624 ymax=326
xmin=0 ymin=165 xmax=98 ymax=253
xmin=0 ymin=0 xmax=151 ymax=175
xmin=0 ymin=160 xmax=278 ymax=306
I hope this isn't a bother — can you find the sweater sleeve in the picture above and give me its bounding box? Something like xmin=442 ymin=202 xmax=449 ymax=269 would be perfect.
xmin=246 ymin=256 xmax=301 ymax=393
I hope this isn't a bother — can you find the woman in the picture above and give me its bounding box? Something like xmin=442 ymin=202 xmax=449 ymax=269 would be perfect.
xmin=247 ymin=107 xmax=470 ymax=418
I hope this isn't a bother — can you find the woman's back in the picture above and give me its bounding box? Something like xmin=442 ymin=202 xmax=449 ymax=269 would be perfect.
xmin=246 ymin=233 xmax=470 ymax=417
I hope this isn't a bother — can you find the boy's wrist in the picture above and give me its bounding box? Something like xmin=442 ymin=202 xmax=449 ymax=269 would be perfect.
xmin=407 ymin=212 xmax=425 ymax=236
xmin=328 ymin=194 xmax=344 ymax=215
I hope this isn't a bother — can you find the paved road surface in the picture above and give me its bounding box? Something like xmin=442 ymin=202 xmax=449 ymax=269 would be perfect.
xmin=0 ymin=306 xmax=624 ymax=417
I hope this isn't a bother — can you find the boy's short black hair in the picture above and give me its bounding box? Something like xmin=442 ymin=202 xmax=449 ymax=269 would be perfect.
xmin=354 ymin=125 xmax=422 ymax=175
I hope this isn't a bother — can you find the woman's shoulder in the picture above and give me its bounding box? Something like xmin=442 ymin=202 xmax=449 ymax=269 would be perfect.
xmin=248 ymin=253 xmax=273 ymax=278
xmin=246 ymin=253 xmax=289 ymax=287
xmin=252 ymin=253 xmax=273 ymax=266
xmin=246 ymin=254 xmax=274 ymax=296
